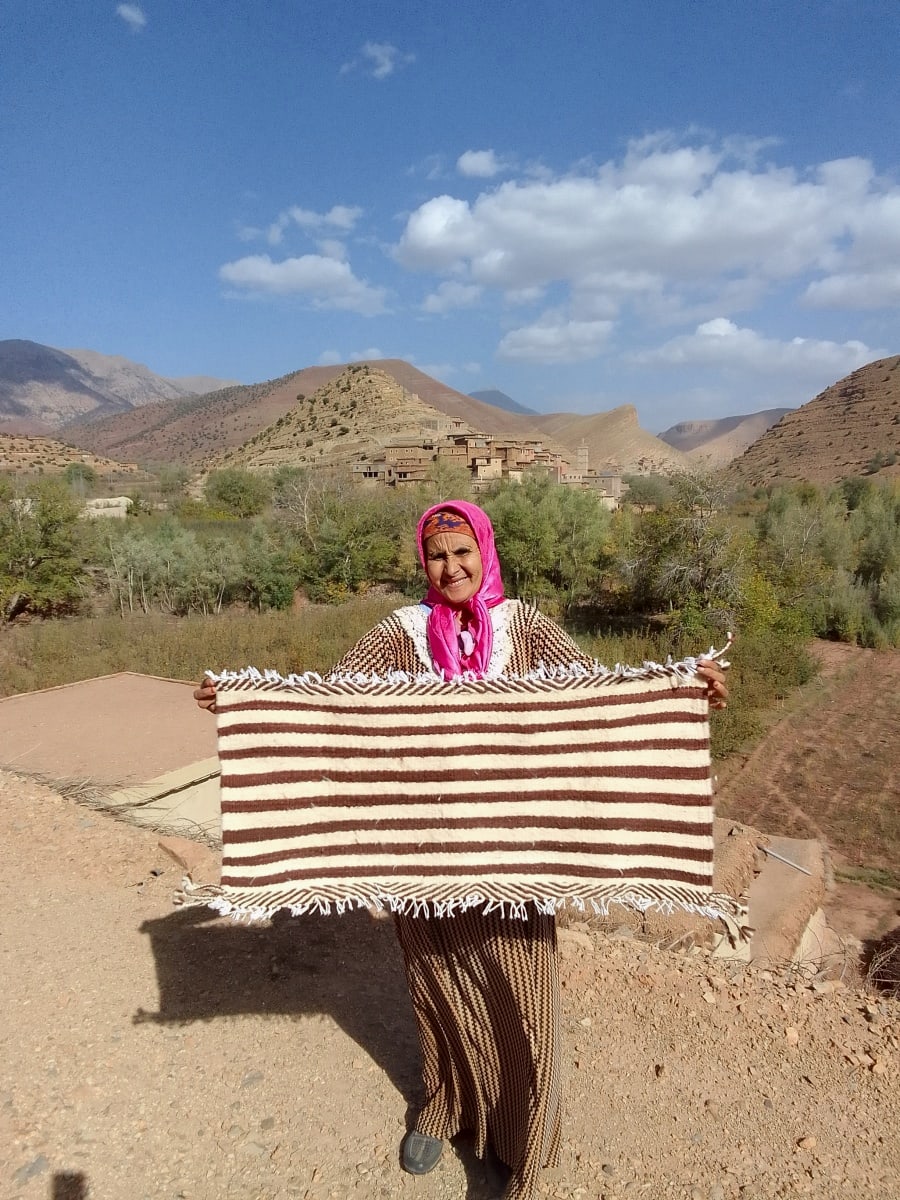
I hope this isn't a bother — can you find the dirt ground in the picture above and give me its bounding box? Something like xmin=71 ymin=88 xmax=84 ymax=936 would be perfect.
xmin=2 ymin=646 xmax=900 ymax=1200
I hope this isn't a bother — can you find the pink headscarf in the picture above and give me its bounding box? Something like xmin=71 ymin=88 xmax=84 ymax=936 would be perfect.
xmin=416 ymin=500 xmax=505 ymax=678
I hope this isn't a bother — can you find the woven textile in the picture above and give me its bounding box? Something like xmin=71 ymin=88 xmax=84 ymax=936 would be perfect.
xmin=183 ymin=663 xmax=744 ymax=932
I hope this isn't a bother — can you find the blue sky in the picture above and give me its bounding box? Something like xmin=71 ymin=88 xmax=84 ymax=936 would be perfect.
xmin=2 ymin=1 xmax=899 ymax=432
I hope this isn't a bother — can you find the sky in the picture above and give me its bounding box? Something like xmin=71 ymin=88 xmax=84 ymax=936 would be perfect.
xmin=2 ymin=1 xmax=899 ymax=433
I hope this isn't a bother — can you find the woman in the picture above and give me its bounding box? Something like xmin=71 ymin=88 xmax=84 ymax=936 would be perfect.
xmin=195 ymin=499 xmax=728 ymax=1200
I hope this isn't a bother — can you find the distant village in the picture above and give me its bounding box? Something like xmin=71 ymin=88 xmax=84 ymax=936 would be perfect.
xmin=350 ymin=417 xmax=624 ymax=508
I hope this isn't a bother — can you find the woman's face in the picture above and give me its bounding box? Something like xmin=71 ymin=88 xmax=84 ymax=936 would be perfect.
xmin=423 ymin=532 xmax=484 ymax=606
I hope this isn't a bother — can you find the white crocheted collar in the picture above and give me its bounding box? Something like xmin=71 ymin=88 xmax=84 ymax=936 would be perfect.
xmin=393 ymin=598 xmax=517 ymax=677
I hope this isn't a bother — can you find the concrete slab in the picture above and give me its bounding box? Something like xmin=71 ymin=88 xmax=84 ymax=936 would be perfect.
xmin=0 ymin=672 xmax=216 ymax=786
xmin=104 ymin=757 xmax=222 ymax=843
xmin=746 ymin=836 xmax=828 ymax=968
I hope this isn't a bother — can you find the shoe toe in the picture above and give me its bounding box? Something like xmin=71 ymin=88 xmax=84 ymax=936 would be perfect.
xmin=401 ymin=1131 xmax=443 ymax=1175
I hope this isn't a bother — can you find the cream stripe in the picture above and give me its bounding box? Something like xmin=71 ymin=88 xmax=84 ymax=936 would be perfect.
xmin=220 ymin=799 xmax=714 ymax=827
xmin=218 ymin=775 xmax=712 ymax=801
xmin=223 ymin=827 xmax=713 ymax=856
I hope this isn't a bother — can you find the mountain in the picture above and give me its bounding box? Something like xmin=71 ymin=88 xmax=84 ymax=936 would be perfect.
xmin=724 ymin=355 xmax=900 ymax=488
xmin=211 ymin=364 xmax=476 ymax=471
xmin=468 ymin=388 xmax=538 ymax=416
xmin=530 ymin=406 xmax=691 ymax=475
xmin=0 ymin=341 xmax=235 ymax=433
xmin=659 ymin=409 xmax=793 ymax=469
xmin=67 ymin=357 xmax=689 ymax=475
xmin=64 ymin=359 xmax=571 ymax=468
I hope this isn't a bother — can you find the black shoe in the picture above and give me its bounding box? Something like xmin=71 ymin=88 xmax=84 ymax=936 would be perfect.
xmin=401 ymin=1130 xmax=443 ymax=1175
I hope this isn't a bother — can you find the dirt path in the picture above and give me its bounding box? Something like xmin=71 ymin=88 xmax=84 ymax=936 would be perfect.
xmin=2 ymin=645 xmax=900 ymax=1200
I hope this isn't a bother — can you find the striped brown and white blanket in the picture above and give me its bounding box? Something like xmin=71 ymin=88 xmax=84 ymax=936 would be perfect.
xmin=181 ymin=664 xmax=744 ymax=932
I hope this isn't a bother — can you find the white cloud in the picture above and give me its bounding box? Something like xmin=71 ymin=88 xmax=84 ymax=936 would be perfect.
xmin=218 ymin=254 xmax=387 ymax=315
xmin=266 ymin=204 xmax=363 ymax=246
xmin=422 ymin=281 xmax=483 ymax=314
xmin=457 ymin=150 xmax=511 ymax=179
xmin=341 ymin=42 xmax=415 ymax=80
xmin=318 ymin=350 xmax=343 ymax=366
xmin=393 ymin=137 xmax=900 ymax=355
xmin=116 ymin=4 xmax=146 ymax=32
xmin=349 ymin=347 xmax=386 ymax=360
xmin=399 ymin=154 xmax=870 ymax=288
xmin=803 ymin=268 xmax=900 ymax=309
xmin=317 ymin=239 xmax=348 ymax=261
xmin=636 ymin=318 xmax=877 ymax=379
xmin=803 ymin=190 xmax=900 ymax=308
xmin=498 ymin=313 xmax=614 ymax=363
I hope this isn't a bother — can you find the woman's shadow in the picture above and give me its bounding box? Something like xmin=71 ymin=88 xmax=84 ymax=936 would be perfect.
xmin=136 ymin=904 xmax=420 ymax=1097
xmin=137 ymin=905 xmax=501 ymax=1198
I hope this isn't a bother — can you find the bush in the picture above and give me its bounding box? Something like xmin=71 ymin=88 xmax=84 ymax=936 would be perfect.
xmin=204 ymin=468 xmax=272 ymax=518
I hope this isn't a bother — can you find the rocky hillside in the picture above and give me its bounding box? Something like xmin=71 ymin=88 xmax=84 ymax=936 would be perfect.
xmin=725 ymin=356 xmax=900 ymax=488
xmin=212 ymin=364 xmax=482 ymax=471
xmin=660 ymin=409 xmax=793 ymax=468
xmin=0 ymin=433 xmax=139 ymax=477
xmin=0 ymin=341 xmax=234 ymax=433
xmin=532 ymin=406 xmax=691 ymax=475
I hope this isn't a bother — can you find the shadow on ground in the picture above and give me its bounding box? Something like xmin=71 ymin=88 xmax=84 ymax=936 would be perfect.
xmin=136 ymin=906 xmax=422 ymax=1102
xmin=136 ymin=906 xmax=511 ymax=1198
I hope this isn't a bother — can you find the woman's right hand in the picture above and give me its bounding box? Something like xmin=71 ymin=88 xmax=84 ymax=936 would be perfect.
xmin=193 ymin=676 xmax=217 ymax=714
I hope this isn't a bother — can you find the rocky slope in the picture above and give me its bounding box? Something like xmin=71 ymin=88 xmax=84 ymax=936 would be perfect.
xmin=725 ymin=356 xmax=900 ymax=488
xmin=213 ymin=364 xmax=485 ymax=471
xmin=58 ymin=354 xmax=689 ymax=475
xmin=0 ymin=433 xmax=139 ymax=477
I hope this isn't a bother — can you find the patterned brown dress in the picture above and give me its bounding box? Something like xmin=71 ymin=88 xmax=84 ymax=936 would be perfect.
xmin=333 ymin=599 xmax=593 ymax=1200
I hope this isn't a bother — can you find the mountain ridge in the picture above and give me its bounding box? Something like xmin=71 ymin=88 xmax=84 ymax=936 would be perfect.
xmin=62 ymin=357 xmax=687 ymax=475
xmin=0 ymin=340 xmax=236 ymax=433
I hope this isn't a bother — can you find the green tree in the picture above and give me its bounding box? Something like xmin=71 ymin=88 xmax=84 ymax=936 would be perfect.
xmin=157 ymin=463 xmax=192 ymax=501
xmin=482 ymin=477 xmax=610 ymax=608
xmin=0 ymin=479 xmax=87 ymax=620
xmin=617 ymin=473 xmax=750 ymax=627
xmin=204 ymin=468 xmax=272 ymax=518
xmin=622 ymin=473 xmax=673 ymax=513
xmin=64 ymin=462 xmax=97 ymax=496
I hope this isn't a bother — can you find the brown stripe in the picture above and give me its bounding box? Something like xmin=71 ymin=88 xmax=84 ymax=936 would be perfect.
xmin=220 ymin=763 xmax=711 ymax=788
xmin=223 ymin=814 xmax=711 ymax=842
xmin=221 ymin=788 xmax=711 ymax=813
xmin=223 ymin=839 xmax=711 ymax=868
xmin=218 ymin=687 xmax=706 ymax=719
xmin=219 ymin=711 xmax=708 ymax=740
xmin=219 ymin=860 xmax=711 ymax=887
xmin=219 ymin=735 xmax=709 ymax=762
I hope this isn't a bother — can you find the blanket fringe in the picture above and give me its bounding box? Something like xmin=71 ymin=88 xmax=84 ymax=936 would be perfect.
xmin=174 ymin=878 xmax=750 ymax=943
xmin=205 ymin=636 xmax=732 ymax=691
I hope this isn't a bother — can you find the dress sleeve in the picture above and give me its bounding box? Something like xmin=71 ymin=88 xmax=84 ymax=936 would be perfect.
xmin=513 ymin=604 xmax=598 ymax=673
xmin=329 ymin=613 xmax=422 ymax=676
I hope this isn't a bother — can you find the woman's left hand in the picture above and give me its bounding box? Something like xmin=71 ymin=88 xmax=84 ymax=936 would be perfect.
xmin=696 ymin=659 xmax=729 ymax=710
